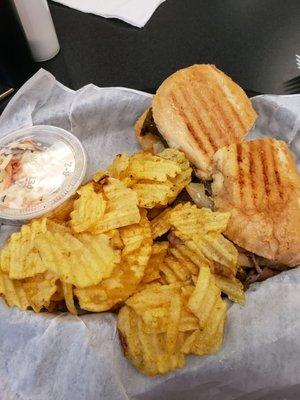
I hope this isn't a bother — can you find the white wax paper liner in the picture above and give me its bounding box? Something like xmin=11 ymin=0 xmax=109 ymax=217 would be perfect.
xmin=0 ymin=69 xmax=299 ymax=400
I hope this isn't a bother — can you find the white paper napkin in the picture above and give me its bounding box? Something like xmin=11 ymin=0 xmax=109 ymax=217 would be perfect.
xmin=51 ymin=0 xmax=166 ymax=28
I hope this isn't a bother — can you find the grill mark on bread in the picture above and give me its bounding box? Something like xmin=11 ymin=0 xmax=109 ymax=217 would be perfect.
xmin=180 ymin=85 xmax=218 ymax=155
xmin=170 ymin=92 xmax=211 ymax=156
xmin=234 ymin=140 xmax=284 ymax=212
xmin=231 ymin=144 xmax=242 ymax=207
xmin=248 ymin=140 xmax=268 ymax=210
xmin=192 ymin=68 xmax=236 ymax=144
xmin=264 ymin=139 xmax=283 ymax=206
xmin=236 ymin=143 xmax=247 ymax=203
xmin=179 ymin=84 xmax=218 ymax=152
xmin=190 ymin=69 xmax=228 ymax=146
xmin=215 ymin=83 xmax=242 ymax=140
xmin=251 ymin=140 xmax=268 ymax=210
xmin=236 ymin=143 xmax=244 ymax=203
xmin=195 ymin=84 xmax=231 ymax=146
xmin=261 ymin=141 xmax=271 ymax=205
xmin=242 ymin=143 xmax=254 ymax=209
xmin=193 ymin=97 xmax=219 ymax=151
xmin=209 ymin=96 xmax=232 ymax=143
xmin=271 ymin=141 xmax=283 ymax=200
xmin=212 ymin=137 xmax=300 ymax=266
xmin=205 ymin=100 xmax=229 ymax=144
xmin=248 ymin=141 xmax=257 ymax=208
xmin=214 ymin=82 xmax=247 ymax=139
xmin=259 ymin=144 xmax=270 ymax=196
xmin=180 ymin=88 xmax=216 ymax=152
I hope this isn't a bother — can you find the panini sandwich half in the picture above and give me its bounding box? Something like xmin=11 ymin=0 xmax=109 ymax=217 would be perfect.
xmin=136 ymin=64 xmax=257 ymax=179
xmin=212 ymin=138 xmax=300 ymax=267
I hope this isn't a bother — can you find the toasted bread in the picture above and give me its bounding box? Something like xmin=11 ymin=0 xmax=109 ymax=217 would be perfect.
xmin=212 ymin=138 xmax=300 ymax=266
xmin=152 ymin=64 xmax=257 ymax=179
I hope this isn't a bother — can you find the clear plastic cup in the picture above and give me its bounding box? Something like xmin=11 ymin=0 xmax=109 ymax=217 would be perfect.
xmin=0 ymin=125 xmax=87 ymax=224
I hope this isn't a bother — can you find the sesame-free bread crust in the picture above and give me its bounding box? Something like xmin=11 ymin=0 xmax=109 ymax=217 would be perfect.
xmin=152 ymin=64 xmax=257 ymax=179
xmin=212 ymin=138 xmax=300 ymax=266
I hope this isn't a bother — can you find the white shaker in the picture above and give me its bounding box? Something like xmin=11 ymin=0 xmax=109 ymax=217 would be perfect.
xmin=13 ymin=0 xmax=60 ymax=62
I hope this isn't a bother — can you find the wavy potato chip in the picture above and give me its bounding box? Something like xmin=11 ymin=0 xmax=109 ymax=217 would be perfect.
xmin=158 ymin=148 xmax=192 ymax=202
xmin=118 ymin=271 xmax=227 ymax=375
xmin=47 ymin=220 xmax=71 ymax=235
xmin=70 ymin=183 xmax=106 ymax=233
xmin=44 ymin=196 xmax=76 ymax=222
xmin=35 ymin=229 xmax=120 ymax=288
xmin=165 ymin=292 xmax=182 ymax=353
xmin=125 ymin=283 xmax=182 ymax=329
xmin=21 ymin=272 xmax=58 ymax=313
xmin=192 ymin=232 xmax=238 ymax=276
xmin=121 ymin=281 xmax=186 ymax=362
xmin=91 ymin=178 xmax=141 ymax=234
xmin=181 ymin=297 xmax=227 ymax=355
xmin=75 ymin=211 xmax=152 ymax=311
xmin=108 ymin=229 xmax=124 ymax=250
xmin=102 ymin=150 xmax=191 ymax=209
xmin=169 ymin=203 xmax=238 ymax=277
xmin=0 ymin=270 xmax=29 ymax=310
xmin=150 ymin=204 xmax=183 ymax=239
xmin=168 ymin=232 xmax=244 ymax=302
xmin=127 ymin=152 xmax=181 ymax=181
xmin=0 ymin=269 xmax=57 ymax=312
xmin=0 ymin=219 xmax=48 ymax=279
xmin=162 ymin=254 xmax=192 ymax=284
xmin=188 ymin=265 xmax=222 ymax=327
xmin=118 ymin=305 xmax=185 ymax=376
xmin=0 ymin=219 xmax=76 ymax=281
xmin=131 ymin=181 xmax=173 ymax=208
xmin=170 ymin=202 xmax=230 ymax=236
xmin=179 ymin=309 xmax=199 ymax=332
xmin=140 ymin=242 xmax=169 ymax=285
xmin=129 ymin=150 xmax=192 ymax=209
xmin=169 ymin=230 xmax=210 ymax=265
xmin=108 ymin=153 xmax=130 ymax=180
xmin=168 ymin=244 xmax=200 ymax=275
xmin=214 ymin=274 xmax=245 ymax=304
xmin=78 ymin=232 xmax=121 ymax=277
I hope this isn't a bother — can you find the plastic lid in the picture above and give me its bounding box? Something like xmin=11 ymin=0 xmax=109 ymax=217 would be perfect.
xmin=0 ymin=125 xmax=87 ymax=223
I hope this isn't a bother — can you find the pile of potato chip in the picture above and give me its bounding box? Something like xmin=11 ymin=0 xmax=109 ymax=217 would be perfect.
xmin=0 ymin=149 xmax=245 ymax=376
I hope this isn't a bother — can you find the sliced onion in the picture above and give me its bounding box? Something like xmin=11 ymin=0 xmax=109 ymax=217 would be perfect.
xmin=238 ymin=253 xmax=252 ymax=267
xmin=186 ymin=182 xmax=214 ymax=209
xmin=0 ymin=153 xmax=12 ymax=170
xmin=153 ymin=141 xmax=166 ymax=154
